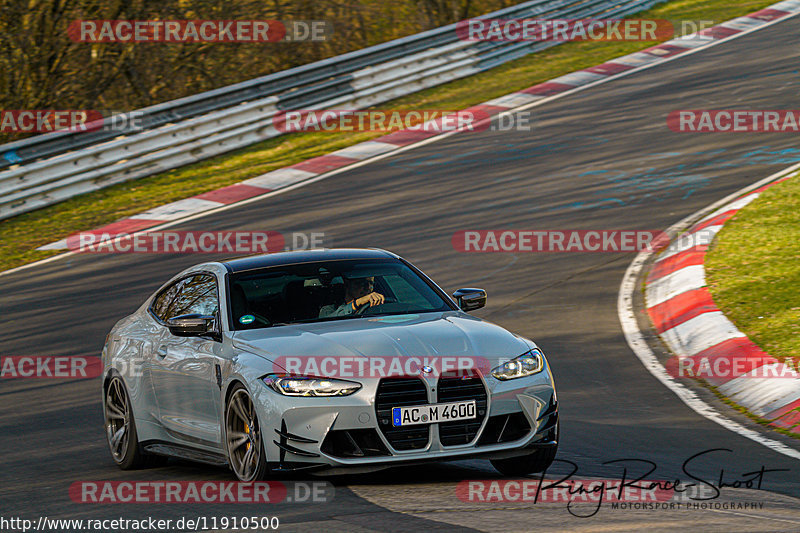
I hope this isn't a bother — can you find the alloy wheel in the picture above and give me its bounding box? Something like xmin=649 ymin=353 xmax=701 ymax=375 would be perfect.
xmin=105 ymin=377 xmax=130 ymax=462
xmin=226 ymin=388 xmax=262 ymax=481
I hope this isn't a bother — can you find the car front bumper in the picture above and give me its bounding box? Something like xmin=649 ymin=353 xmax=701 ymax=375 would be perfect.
xmin=250 ymin=368 xmax=558 ymax=475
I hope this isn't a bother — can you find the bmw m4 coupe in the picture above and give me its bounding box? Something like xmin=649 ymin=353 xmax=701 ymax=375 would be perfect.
xmin=102 ymin=249 xmax=559 ymax=480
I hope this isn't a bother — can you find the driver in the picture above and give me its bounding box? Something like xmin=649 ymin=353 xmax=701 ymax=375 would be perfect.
xmin=319 ymin=275 xmax=384 ymax=317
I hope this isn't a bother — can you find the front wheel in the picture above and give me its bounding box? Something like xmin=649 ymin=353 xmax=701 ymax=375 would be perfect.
xmin=490 ymin=422 xmax=559 ymax=476
xmin=490 ymin=445 xmax=557 ymax=476
xmin=225 ymin=384 xmax=268 ymax=481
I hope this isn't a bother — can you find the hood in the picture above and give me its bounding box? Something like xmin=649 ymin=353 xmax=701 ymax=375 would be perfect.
xmin=231 ymin=312 xmax=532 ymax=365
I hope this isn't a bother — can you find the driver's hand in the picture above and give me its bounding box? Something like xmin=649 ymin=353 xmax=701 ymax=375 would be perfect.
xmin=355 ymin=292 xmax=385 ymax=308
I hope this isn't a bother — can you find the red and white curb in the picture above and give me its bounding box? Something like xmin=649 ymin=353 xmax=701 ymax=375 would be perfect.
xmin=620 ymin=163 xmax=800 ymax=461
xmin=645 ymin=175 xmax=800 ymax=434
xmin=35 ymin=0 xmax=800 ymax=253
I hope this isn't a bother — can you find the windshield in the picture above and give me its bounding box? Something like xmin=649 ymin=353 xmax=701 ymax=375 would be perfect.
xmin=227 ymin=258 xmax=454 ymax=330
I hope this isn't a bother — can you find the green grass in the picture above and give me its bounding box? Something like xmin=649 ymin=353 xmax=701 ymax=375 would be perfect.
xmin=705 ymin=175 xmax=800 ymax=364
xmin=0 ymin=0 xmax=778 ymax=272
xmin=705 ymin=175 xmax=800 ymax=436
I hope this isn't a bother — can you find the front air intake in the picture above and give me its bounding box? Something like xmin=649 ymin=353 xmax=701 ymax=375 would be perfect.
xmin=437 ymin=375 xmax=487 ymax=446
xmin=375 ymin=378 xmax=430 ymax=451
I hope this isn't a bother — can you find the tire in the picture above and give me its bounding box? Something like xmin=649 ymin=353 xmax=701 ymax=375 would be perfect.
xmin=104 ymin=375 xmax=163 ymax=469
xmin=225 ymin=383 xmax=268 ymax=481
xmin=490 ymin=422 xmax=559 ymax=476
xmin=490 ymin=445 xmax=557 ymax=476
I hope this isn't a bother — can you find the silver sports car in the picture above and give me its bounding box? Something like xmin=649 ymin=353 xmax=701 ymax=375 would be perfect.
xmin=102 ymin=249 xmax=558 ymax=480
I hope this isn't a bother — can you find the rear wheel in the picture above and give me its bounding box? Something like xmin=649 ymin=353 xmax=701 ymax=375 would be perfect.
xmin=225 ymin=384 xmax=268 ymax=481
xmin=104 ymin=376 xmax=157 ymax=469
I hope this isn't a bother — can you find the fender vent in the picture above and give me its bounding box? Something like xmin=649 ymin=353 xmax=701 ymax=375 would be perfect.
xmin=321 ymin=429 xmax=390 ymax=458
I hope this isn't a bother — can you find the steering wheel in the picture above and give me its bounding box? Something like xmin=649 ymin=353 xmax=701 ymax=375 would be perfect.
xmin=354 ymin=296 xmax=398 ymax=315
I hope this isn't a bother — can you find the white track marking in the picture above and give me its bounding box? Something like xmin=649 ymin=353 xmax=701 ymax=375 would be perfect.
xmin=661 ymin=311 xmax=746 ymax=355
xmin=483 ymin=93 xmax=543 ymax=108
xmin=646 ymin=265 xmax=707 ymax=306
xmin=329 ymin=141 xmax=400 ymax=160
xmin=719 ymin=374 xmax=800 ymax=417
xmin=128 ymin=198 xmax=223 ymax=221
xmin=242 ymin=167 xmax=317 ymax=189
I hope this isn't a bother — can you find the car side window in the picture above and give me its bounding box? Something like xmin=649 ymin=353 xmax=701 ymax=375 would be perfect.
xmin=151 ymin=274 xmax=219 ymax=322
xmin=151 ymin=278 xmax=188 ymax=321
xmin=167 ymin=274 xmax=219 ymax=319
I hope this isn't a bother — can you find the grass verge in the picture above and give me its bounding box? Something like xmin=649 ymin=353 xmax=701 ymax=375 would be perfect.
xmin=704 ymin=174 xmax=800 ymax=434
xmin=705 ymin=175 xmax=800 ymax=363
xmin=0 ymin=0 xmax=778 ymax=272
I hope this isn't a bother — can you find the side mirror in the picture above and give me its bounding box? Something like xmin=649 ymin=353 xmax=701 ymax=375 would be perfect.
xmin=452 ymin=288 xmax=487 ymax=312
xmin=166 ymin=314 xmax=216 ymax=337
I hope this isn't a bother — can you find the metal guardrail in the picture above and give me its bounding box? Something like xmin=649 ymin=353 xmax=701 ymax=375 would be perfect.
xmin=0 ymin=0 xmax=666 ymax=220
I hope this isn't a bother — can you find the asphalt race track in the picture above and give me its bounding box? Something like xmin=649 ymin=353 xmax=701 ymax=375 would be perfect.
xmin=3 ymin=13 xmax=800 ymax=533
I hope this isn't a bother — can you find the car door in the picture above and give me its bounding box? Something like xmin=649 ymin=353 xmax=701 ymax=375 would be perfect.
xmin=148 ymin=273 xmax=224 ymax=447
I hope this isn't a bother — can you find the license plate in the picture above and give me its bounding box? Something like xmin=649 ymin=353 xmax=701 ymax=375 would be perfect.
xmin=392 ymin=400 xmax=476 ymax=427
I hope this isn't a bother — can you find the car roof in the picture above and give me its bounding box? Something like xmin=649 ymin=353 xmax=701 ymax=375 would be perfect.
xmin=220 ymin=248 xmax=399 ymax=273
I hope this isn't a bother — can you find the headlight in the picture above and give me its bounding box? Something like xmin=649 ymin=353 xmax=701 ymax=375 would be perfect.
xmin=491 ymin=349 xmax=544 ymax=380
xmin=262 ymin=374 xmax=361 ymax=396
